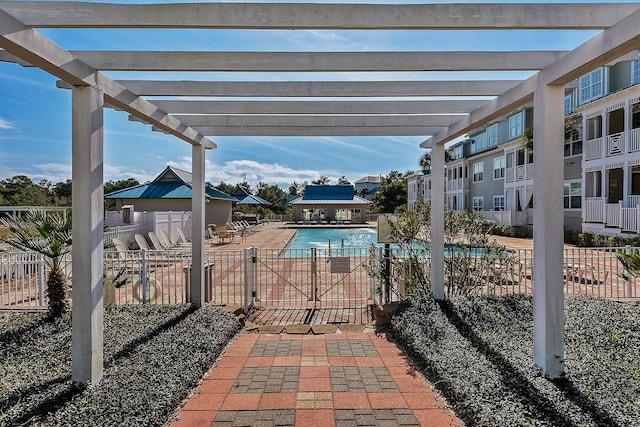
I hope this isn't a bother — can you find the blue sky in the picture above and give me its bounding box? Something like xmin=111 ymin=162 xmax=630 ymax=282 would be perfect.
xmin=0 ymin=0 xmax=625 ymax=188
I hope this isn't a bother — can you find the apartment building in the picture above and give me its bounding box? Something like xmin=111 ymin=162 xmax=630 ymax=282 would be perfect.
xmin=408 ymin=52 xmax=640 ymax=234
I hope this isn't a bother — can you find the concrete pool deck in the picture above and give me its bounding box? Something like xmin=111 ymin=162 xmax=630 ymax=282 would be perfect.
xmin=206 ymin=222 xmax=537 ymax=252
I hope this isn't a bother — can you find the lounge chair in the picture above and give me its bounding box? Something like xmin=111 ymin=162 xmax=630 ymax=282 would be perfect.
xmin=148 ymin=231 xmax=169 ymax=250
xmin=113 ymin=237 xmax=138 ymax=261
xmin=161 ymin=230 xmax=190 ymax=248
xmin=134 ymin=234 xmax=152 ymax=251
xmin=177 ymin=228 xmax=191 ymax=244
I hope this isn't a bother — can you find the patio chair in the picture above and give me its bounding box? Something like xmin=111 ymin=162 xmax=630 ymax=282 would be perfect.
xmin=177 ymin=228 xmax=191 ymax=244
xmin=134 ymin=234 xmax=152 ymax=251
xmin=207 ymin=224 xmax=219 ymax=241
xmin=148 ymin=231 xmax=169 ymax=250
xmin=112 ymin=237 xmax=139 ymax=261
xmin=161 ymin=230 xmax=190 ymax=248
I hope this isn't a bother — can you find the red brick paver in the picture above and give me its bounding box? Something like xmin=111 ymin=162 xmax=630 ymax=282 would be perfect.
xmin=171 ymin=332 xmax=463 ymax=426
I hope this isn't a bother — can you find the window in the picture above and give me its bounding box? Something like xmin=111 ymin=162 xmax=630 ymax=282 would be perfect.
xmin=564 ymin=140 xmax=583 ymax=157
xmin=564 ymin=95 xmax=572 ymax=116
xmin=471 ymin=133 xmax=487 ymax=153
xmin=508 ymin=112 xmax=523 ymax=139
xmin=563 ymin=181 xmax=582 ymax=209
xmin=579 ymin=68 xmax=603 ymax=104
xmin=452 ymin=145 xmax=463 ymax=159
xmin=487 ymin=124 xmax=498 ymax=146
xmin=472 ymin=162 xmax=484 ymax=183
xmin=633 ymin=59 xmax=640 ymax=86
xmin=473 ymin=197 xmax=484 ymax=212
xmin=493 ymin=157 xmax=505 ymax=179
xmin=493 ymin=196 xmax=505 ymax=211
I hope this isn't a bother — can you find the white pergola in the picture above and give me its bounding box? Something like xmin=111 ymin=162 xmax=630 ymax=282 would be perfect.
xmin=2 ymin=2 xmax=640 ymax=386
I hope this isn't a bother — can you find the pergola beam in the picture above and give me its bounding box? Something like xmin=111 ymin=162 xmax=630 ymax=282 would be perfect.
xmin=71 ymin=50 xmax=566 ymax=72
xmin=152 ymin=125 xmax=443 ymax=137
xmin=423 ymin=6 xmax=640 ymax=147
xmin=0 ymin=9 xmax=215 ymax=149
xmin=116 ymin=80 xmax=520 ymax=97
xmin=150 ymin=100 xmax=488 ymax=115
xmin=3 ymin=2 xmax=638 ymax=30
xmin=167 ymin=114 xmax=461 ymax=128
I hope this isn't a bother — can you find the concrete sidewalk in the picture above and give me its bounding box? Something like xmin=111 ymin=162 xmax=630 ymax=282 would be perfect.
xmin=170 ymin=332 xmax=462 ymax=427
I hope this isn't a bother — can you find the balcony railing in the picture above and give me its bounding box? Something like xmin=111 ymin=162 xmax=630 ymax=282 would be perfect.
xmin=606 ymin=132 xmax=624 ymax=157
xmin=505 ymin=167 xmax=514 ymax=183
xmin=629 ymin=127 xmax=640 ymax=153
xmin=605 ymin=203 xmax=621 ymax=227
xmin=584 ymin=198 xmax=604 ymax=223
xmin=446 ymin=178 xmax=465 ymax=191
xmin=628 ymin=194 xmax=640 ymax=208
xmin=585 ymin=137 xmax=602 ymax=160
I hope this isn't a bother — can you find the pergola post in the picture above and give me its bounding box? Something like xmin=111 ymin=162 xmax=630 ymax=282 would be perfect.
xmin=190 ymin=144 xmax=206 ymax=307
xmin=71 ymin=85 xmax=104 ymax=386
xmin=430 ymin=143 xmax=445 ymax=300
xmin=533 ymin=83 xmax=565 ymax=378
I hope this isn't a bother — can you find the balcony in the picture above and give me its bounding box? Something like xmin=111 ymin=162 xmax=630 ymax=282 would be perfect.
xmin=606 ymin=132 xmax=624 ymax=157
xmin=583 ymin=197 xmax=640 ymax=234
xmin=585 ymin=137 xmax=602 ymax=160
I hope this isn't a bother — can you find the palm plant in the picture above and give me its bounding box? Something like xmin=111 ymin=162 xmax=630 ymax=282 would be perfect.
xmin=0 ymin=210 xmax=72 ymax=318
xmin=616 ymin=250 xmax=640 ymax=281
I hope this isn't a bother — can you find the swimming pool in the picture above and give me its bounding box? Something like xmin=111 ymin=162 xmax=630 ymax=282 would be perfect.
xmin=287 ymin=228 xmax=378 ymax=250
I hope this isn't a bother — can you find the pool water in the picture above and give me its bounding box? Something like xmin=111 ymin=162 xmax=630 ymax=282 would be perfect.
xmin=287 ymin=228 xmax=378 ymax=250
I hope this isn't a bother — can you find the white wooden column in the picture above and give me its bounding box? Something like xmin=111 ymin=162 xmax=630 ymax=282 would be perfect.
xmin=533 ymin=83 xmax=565 ymax=378
xmin=71 ymin=85 xmax=104 ymax=386
xmin=190 ymin=144 xmax=206 ymax=306
xmin=430 ymin=144 xmax=445 ymax=300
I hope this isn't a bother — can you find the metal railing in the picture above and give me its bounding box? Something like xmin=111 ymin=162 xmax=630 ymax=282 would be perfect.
xmin=3 ymin=245 xmax=639 ymax=311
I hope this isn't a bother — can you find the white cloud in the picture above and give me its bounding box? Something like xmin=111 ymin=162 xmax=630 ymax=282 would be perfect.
xmin=167 ymin=157 xmax=332 ymax=188
xmin=0 ymin=118 xmax=15 ymax=130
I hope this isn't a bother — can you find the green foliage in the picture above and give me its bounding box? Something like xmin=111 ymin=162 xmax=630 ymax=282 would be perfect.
xmin=0 ymin=175 xmax=51 ymax=206
xmin=311 ymin=175 xmax=330 ymax=185
xmin=211 ymin=180 xmax=236 ymax=195
xmin=255 ymin=182 xmax=288 ymax=214
xmin=337 ymin=176 xmax=351 ymax=185
xmin=372 ymin=171 xmax=409 ymax=213
xmin=443 ymin=211 xmax=516 ymax=296
xmin=616 ymin=249 xmax=640 ymax=281
xmin=522 ymin=126 xmax=534 ymax=152
xmin=0 ymin=210 xmax=72 ymax=318
xmin=366 ymin=203 xmax=515 ymax=301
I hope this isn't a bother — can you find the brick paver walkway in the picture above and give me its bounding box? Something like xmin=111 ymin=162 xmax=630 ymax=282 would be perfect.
xmin=170 ymin=332 xmax=462 ymax=426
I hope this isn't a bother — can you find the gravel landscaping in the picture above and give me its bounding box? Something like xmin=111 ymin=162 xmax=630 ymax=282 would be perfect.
xmin=0 ymin=304 xmax=240 ymax=426
xmin=390 ymin=294 xmax=640 ymax=426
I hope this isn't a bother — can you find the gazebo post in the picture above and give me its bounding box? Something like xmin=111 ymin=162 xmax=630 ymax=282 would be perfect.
xmin=190 ymin=144 xmax=206 ymax=307
xmin=430 ymin=144 xmax=445 ymax=300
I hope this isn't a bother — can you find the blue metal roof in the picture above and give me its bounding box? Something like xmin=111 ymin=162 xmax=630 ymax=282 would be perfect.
xmin=236 ymin=194 xmax=272 ymax=205
xmin=105 ymin=182 xmax=236 ymax=201
xmin=302 ymin=185 xmax=355 ymax=201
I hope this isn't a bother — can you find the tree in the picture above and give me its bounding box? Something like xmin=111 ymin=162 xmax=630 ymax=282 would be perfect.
xmin=288 ymin=181 xmax=305 ymax=197
xmin=0 ymin=210 xmax=72 ymax=318
xmin=372 ymin=171 xmax=409 ymax=213
xmin=419 ymin=150 xmax=454 ymax=170
xmin=53 ymin=179 xmax=72 ymax=206
xmin=0 ymin=175 xmax=50 ymax=206
xmin=212 ymin=181 xmax=235 ymax=195
xmin=311 ymin=176 xmax=330 ymax=185
xmin=337 ymin=176 xmax=351 ymax=185
xmin=256 ymin=182 xmax=289 ymax=214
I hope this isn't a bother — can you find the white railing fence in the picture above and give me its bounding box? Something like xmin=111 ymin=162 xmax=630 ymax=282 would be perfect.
xmin=605 ymin=203 xmax=622 ymax=227
xmin=3 ymin=246 xmax=638 ymax=310
xmin=585 ymin=137 xmax=603 ymax=160
xmin=629 ymin=127 xmax=640 ymax=153
xmin=606 ymin=132 xmax=625 ymax=156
